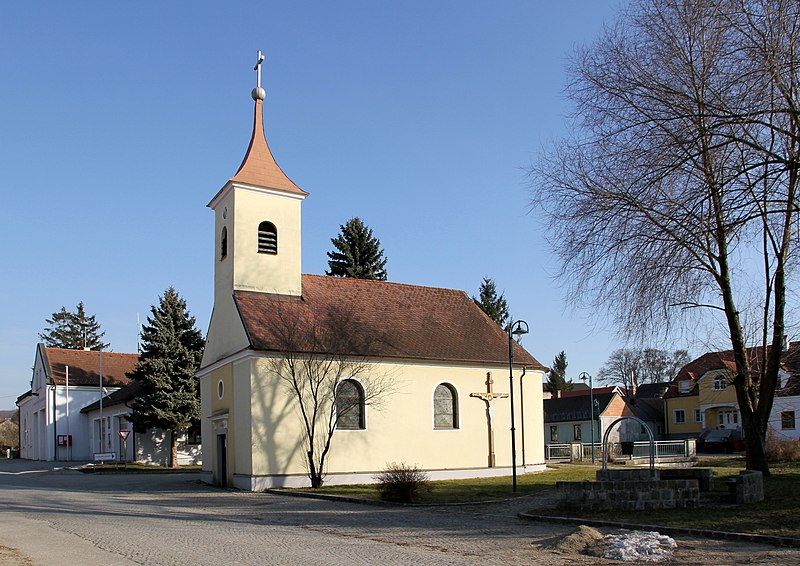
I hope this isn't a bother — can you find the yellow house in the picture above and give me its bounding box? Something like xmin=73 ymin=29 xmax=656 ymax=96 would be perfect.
xmin=664 ymin=351 xmax=741 ymax=439
xmin=197 ymin=57 xmax=547 ymax=490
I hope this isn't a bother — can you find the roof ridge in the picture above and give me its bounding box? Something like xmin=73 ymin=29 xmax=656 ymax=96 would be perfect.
xmin=300 ymin=273 xmax=468 ymax=295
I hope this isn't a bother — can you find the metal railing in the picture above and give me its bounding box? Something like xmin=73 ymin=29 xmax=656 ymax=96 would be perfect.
xmin=631 ymin=440 xmax=686 ymax=459
xmin=545 ymin=443 xmax=572 ymax=460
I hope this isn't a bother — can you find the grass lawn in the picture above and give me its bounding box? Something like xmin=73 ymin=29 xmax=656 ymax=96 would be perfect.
xmin=298 ymin=465 xmax=597 ymax=504
xmin=79 ymin=462 xmax=202 ymax=473
xmin=296 ymin=458 xmax=800 ymax=537
xmin=558 ymin=457 xmax=800 ymax=538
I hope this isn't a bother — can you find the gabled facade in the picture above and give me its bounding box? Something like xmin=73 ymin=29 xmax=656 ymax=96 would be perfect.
xmin=198 ymin=58 xmax=548 ymax=490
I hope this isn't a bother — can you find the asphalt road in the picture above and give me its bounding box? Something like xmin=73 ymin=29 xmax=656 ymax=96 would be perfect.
xmin=0 ymin=460 xmax=796 ymax=565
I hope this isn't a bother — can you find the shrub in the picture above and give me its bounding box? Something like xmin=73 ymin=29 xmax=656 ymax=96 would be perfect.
xmin=374 ymin=462 xmax=431 ymax=503
xmin=765 ymin=430 xmax=800 ymax=462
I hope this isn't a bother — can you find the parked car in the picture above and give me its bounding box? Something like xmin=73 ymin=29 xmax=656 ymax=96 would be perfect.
xmin=698 ymin=428 xmax=744 ymax=453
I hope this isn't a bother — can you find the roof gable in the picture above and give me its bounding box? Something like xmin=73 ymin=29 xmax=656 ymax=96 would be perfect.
xmin=233 ymin=275 xmax=544 ymax=368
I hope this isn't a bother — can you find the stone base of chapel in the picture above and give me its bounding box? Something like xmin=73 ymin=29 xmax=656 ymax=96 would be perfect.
xmin=212 ymin=464 xmax=547 ymax=491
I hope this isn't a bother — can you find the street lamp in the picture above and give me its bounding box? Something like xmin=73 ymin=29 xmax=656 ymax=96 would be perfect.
xmin=579 ymin=372 xmax=598 ymax=464
xmin=508 ymin=319 xmax=529 ymax=492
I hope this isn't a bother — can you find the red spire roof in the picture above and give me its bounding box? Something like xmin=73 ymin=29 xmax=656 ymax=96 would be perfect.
xmin=230 ymin=99 xmax=307 ymax=196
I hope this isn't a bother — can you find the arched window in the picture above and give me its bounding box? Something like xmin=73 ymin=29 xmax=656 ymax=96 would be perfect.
xmin=220 ymin=226 xmax=228 ymax=260
xmin=257 ymin=221 xmax=277 ymax=254
xmin=434 ymin=383 xmax=458 ymax=429
xmin=335 ymin=379 xmax=365 ymax=430
xmin=712 ymin=375 xmax=727 ymax=390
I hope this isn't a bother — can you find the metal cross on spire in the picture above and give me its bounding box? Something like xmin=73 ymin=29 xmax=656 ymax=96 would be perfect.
xmin=251 ymin=50 xmax=266 ymax=101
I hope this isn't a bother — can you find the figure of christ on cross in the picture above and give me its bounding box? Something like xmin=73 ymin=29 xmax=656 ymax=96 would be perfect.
xmin=470 ymin=372 xmax=509 ymax=468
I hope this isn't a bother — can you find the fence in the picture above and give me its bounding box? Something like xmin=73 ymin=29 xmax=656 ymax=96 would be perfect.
xmin=545 ymin=440 xmax=692 ymax=461
xmin=545 ymin=443 xmax=572 ymax=460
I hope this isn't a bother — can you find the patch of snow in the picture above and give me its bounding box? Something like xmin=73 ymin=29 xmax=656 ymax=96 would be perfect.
xmin=602 ymin=531 xmax=677 ymax=562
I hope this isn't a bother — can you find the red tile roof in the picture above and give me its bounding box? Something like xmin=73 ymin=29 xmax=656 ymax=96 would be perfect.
xmin=665 ymin=342 xmax=800 ymax=398
xmin=233 ymin=275 xmax=545 ymax=369
xmin=44 ymin=347 xmax=136 ymax=388
xmin=229 ymin=99 xmax=307 ymax=196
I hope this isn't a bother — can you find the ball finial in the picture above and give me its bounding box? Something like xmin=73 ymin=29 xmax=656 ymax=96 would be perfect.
xmin=251 ymin=87 xmax=266 ymax=101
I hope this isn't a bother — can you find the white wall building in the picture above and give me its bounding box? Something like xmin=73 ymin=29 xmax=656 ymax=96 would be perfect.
xmin=769 ymin=369 xmax=799 ymax=441
xmin=17 ymin=344 xmax=201 ymax=464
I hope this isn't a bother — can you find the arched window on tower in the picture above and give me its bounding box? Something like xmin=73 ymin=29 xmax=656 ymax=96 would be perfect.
xmin=257 ymin=221 xmax=278 ymax=254
xmin=434 ymin=383 xmax=458 ymax=429
xmin=335 ymin=379 xmax=365 ymax=430
xmin=220 ymin=226 xmax=228 ymax=260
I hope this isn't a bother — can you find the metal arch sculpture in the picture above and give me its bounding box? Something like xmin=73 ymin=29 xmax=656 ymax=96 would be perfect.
xmin=600 ymin=416 xmax=656 ymax=477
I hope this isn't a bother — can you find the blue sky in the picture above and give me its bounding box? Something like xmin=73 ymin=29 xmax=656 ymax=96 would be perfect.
xmin=0 ymin=1 xmax=694 ymax=408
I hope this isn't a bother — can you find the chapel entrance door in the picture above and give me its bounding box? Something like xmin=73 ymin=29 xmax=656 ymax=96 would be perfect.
xmin=216 ymin=434 xmax=227 ymax=488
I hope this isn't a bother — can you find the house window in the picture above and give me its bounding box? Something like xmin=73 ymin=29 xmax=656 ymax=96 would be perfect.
xmin=781 ymin=411 xmax=796 ymax=430
xmin=573 ymin=424 xmax=582 ymax=441
xmin=678 ymin=381 xmax=692 ymax=394
xmin=336 ymin=379 xmax=365 ymax=430
xmin=712 ymin=376 xmax=727 ymax=390
xmin=695 ymin=409 xmax=702 ymax=423
xmin=220 ymin=226 xmax=227 ymax=260
xmin=433 ymin=383 xmax=458 ymax=429
xmin=257 ymin=221 xmax=278 ymax=254
xmin=550 ymin=425 xmax=558 ymax=442
xmin=674 ymin=409 xmax=686 ymax=423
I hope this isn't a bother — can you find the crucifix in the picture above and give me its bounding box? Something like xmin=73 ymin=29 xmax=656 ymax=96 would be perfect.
xmin=251 ymin=50 xmax=266 ymax=101
xmin=471 ymin=372 xmax=509 ymax=468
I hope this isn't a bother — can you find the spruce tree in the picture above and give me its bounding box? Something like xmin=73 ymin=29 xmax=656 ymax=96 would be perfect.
xmin=128 ymin=287 xmax=205 ymax=468
xmin=39 ymin=302 xmax=108 ymax=350
xmin=547 ymin=350 xmax=573 ymax=392
xmin=473 ymin=277 xmax=510 ymax=328
xmin=326 ymin=217 xmax=388 ymax=280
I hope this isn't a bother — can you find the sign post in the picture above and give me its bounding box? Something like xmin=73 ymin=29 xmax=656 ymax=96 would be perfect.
xmin=118 ymin=430 xmax=131 ymax=468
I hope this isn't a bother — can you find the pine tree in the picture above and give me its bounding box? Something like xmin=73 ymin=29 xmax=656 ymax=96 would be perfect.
xmin=326 ymin=217 xmax=388 ymax=280
xmin=547 ymin=350 xmax=573 ymax=392
xmin=39 ymin=302 xmax=109 ymax=350
xmin=128 ymin=287 xmax=205 ymax=468
xmin=473 ymin=277 xmax=510 ymax=328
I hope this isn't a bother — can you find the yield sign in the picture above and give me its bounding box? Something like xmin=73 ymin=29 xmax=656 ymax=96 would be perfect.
xmin=118 ymin=430 xmax=131 ymax=441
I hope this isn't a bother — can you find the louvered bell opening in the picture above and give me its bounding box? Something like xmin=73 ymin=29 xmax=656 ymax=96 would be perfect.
xmin=257 ymin=222 xmax=278 ymax=255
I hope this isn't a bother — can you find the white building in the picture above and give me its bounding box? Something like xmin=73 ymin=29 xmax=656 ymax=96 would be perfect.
xmin=17 ymin=344 xmax=201 ymax=464
xmin=769 ymin=367 xmax=800 ymax=441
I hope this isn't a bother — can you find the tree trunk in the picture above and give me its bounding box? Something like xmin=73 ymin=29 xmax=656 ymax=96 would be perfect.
xmin=169 ymin=429 xmax=178 ymax=469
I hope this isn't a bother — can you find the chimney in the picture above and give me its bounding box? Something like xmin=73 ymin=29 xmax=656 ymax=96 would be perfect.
xmin=783 ymin=334 xmax=789 ymax=350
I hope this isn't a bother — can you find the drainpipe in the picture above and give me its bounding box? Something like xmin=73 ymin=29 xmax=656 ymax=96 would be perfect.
xmin=519 ymin=367 xmax=527 ymax=467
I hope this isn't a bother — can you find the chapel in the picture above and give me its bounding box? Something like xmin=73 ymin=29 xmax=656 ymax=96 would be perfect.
xmin=198 ymin=54 xmax=547 ymax=489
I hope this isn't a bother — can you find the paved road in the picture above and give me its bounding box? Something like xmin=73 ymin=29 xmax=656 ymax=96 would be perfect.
xmin=0 ymin=460 xmax=796 ymax=565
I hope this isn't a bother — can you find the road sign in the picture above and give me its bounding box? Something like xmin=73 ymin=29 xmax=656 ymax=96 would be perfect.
xmin=94 ymin=452 xmax=116 ymax=462
xmin=118 ymin=430 xmax=131 ymax=441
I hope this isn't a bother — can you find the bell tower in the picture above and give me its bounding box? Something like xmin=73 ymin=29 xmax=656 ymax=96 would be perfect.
xmin=207 ymin=51 xmax=307 ymax=305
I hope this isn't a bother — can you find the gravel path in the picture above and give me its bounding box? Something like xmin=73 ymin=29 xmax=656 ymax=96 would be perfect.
xmin=0 ymin=461 xmax=796 ymax=565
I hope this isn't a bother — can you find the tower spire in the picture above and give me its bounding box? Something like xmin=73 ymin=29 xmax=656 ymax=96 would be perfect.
xmin=230 ymin=51 xmax=306 ymax=196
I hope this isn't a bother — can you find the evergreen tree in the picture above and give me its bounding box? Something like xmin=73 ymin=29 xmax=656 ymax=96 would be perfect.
xmin=39 ymin=302 xmax=108 ymax=350
xmin=547 ymin=350 xmax=573 ymax=392
xmin=128 ymin=287 xmax=205 ymax=468
xmin=473 ymin=277 xmax=510 ymax=328
xmin=326 ymin=217 xmax=388 ymax=280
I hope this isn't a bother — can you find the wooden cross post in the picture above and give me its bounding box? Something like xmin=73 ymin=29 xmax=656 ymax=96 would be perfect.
xmin=470 ymin=372 xmax=509 ymax=468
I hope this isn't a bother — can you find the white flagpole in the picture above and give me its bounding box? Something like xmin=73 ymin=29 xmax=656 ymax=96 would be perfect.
xmin=99 ymin=351 xmax=104 ymax=454
xmin=66 ymin=366 xmax=70 ymax=461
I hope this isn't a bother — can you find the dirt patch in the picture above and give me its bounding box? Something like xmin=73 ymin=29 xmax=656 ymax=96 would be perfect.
xmin=0 ymin=544 xmax=32 ymax=566
xmin=549 ymin=525 xmax=604 ymax=554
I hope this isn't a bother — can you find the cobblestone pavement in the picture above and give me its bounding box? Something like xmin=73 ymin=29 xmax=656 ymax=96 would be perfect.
xmin=0 ymin=461 xmax=797 ymax=565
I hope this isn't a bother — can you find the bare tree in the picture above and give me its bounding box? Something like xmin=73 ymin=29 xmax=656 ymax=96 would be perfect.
xmin=267 ymin=303 xmax=396 ymax=488
xmin=599 ymin=348 xmax=691 ymax=390
xmin=530 ymin=0 xmax=799 ymax=473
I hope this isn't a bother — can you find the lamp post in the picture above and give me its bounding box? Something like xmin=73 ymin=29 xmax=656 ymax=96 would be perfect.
xmin=507 ymin=319 xmax=529 ymax=492
xmin=579 ymin=372 xmax=595 ymax=464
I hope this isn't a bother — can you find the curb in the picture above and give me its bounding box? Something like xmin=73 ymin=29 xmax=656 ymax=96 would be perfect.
xmin=518 ymin=513 xmax=800 ymax=548
xmin=265 ymin=488 xmax=545 ymax=508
